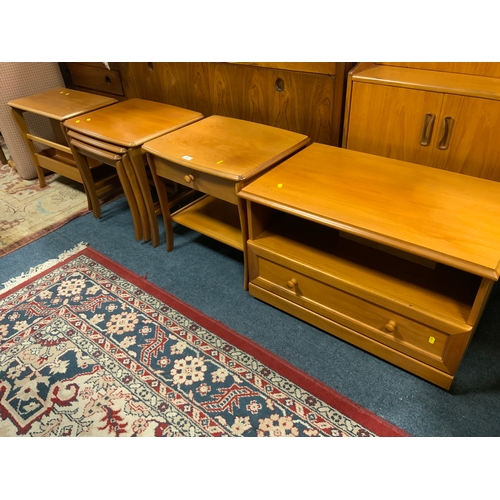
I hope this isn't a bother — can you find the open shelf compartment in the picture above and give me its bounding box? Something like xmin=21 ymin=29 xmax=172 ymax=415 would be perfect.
xmin=172 ymin=195 xmax=243 ymax=250
xmin=249 ymin=210 xmax=481 ymax=332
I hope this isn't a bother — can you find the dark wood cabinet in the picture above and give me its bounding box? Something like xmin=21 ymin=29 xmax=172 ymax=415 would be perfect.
xmin=116 ymin=62 xmax=213 ymax=118
xmin=211 ymin=63 xmax=340 ymax=145
xmin=59 ymin=62 xmax=125 ymax=98
xmin=60 ymin=62 xmax=354 ymax=147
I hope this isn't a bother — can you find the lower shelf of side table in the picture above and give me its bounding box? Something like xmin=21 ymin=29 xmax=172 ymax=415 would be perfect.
xmin=36 ymin=147 xmax=81 ymax=182
xmin=36 ymin=147 xmax=121 ymax=200
xmin=172 ymin=195 xmax=243 ymax=250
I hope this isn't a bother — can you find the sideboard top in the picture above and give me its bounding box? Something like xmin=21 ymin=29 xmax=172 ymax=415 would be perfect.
xmin=351 ymin=64 xmax=500 ymax=101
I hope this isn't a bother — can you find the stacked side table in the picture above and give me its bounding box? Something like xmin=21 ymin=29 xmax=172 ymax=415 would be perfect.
xmin=64 ymin=98 xmax=203 ymax=245
xmin=9 ymin=87 xmax=117 ymax=188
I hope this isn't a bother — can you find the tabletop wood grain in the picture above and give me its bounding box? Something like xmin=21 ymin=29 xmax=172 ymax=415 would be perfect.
xmin=142 ymin=115 xmax=310 ymax=181
xmin=239 ymin=143 xmax=500 ymax=278
xmin=63 ymin=98 xmax=203 ymax=147
xmin=8 ymin=87 xmax=117 ymax=121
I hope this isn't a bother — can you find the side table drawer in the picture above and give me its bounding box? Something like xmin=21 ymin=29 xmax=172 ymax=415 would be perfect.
xmin=250 ymin=252 xmax=471 ymax=374
xmin=152 ymin=156 xmax=239 ymax=204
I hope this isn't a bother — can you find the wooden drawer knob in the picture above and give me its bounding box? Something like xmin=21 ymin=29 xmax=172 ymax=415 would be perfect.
xmin=287 ymin=278 xmax=297 ymax=289
xmin=184 ymin=174 xmax=195 ymax=183
xmin=384 ymin=320 xmax=397 ymax=333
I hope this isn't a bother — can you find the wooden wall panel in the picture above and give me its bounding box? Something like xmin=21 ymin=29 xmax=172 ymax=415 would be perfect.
xmin=230 ymin=62 xmax=338 ymax=75
xmin=61 ymin=62 xmax=353 ymax=146
xmin=116 ymin=62 xmax=213 ymax=118
xmin=212 ymin=63 xmax=338 ymax=145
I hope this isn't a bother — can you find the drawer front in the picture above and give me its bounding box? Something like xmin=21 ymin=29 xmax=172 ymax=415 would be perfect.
xmin=64 ymin=63 xmax=124 ymax=96
xmin=152 ymin=157 xmax=238 ymax=204
xmin=252 ymin=255 xmax=465 ymax=374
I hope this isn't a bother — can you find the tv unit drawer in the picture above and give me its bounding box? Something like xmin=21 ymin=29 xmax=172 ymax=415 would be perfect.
xmin=249 ymin=252 xmax=471 ymax=375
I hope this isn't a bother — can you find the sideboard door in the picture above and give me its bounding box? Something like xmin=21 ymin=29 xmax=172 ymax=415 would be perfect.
xmin=346 ymin=82 xmax=444 ymax=167
xmin=431 ymin=94 xmax=500 ymax=181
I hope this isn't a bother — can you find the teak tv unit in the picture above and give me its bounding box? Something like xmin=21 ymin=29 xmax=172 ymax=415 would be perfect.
xmin=238 ymin=143 xmax=500 ymax=389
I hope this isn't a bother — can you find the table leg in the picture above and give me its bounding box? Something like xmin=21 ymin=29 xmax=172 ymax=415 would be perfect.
xmin=238 ymin=196 xmax=249 ymax=291
xmin=122 ymin=152 xmax=151 ymax=242
xmin=10 ymin=107 xmax=46 ymax=187
xmin=70 ymin=145 xmax=102 ymax=217
xmin=115 ymin=157 xmax=144 ymax=241
xmin=147 ymin=152 xmax=175 ymax=251
xmin=128 ymin=148 xmax=159 ymax=247
xmin=0 ymin=141 xmax=7 ymax=165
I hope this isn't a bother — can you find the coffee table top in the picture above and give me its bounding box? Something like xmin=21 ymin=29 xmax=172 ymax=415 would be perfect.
xmin=142 ymin=115 xmax=310 ymax=181
xmin=63 ymin=98 xmax=203 ymax=148
xmin=8 ymin=87 xmax=117 ymax=121
xmin=239 ymin=142 xmax=500 ymax=279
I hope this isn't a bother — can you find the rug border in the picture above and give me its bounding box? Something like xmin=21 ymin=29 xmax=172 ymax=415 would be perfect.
xmin=0 ymin=167 xmax=91 ymax=258
xmin=0 ymin=208 xmax=90 ymax=258
xmin=1 ymin=245 xmax=410 ymax=437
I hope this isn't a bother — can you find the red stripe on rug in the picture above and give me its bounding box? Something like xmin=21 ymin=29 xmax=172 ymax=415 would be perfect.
xmin=2 ymin=245 xmax=410 ymax=437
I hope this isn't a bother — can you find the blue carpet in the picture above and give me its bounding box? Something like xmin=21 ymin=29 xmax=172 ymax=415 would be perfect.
xmin=1 ymin=196 xmax=500 ymax=437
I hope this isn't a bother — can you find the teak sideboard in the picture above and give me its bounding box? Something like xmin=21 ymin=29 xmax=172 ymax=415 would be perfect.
xmin=238 ymin=144 xmax=500 ymax=389
xmin=343 ymin=62 xmax=500 ymax=182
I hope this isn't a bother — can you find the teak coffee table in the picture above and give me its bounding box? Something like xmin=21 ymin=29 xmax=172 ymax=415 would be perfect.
xmin=142 ymin=115 xmax=310 ymax=288
xmin=64 ymin=99 xmax=203 ymax=246
xmin=238 ymin=143 xmax=500 ymax=389
xmin=8 ymin=87 xmax=117 ymax=187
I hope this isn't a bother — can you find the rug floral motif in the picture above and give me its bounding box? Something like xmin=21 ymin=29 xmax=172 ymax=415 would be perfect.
xmin=0 ymin=247 xmax=407 ymax=437
xmin=0 ymin=163 xmax=90 ymax=257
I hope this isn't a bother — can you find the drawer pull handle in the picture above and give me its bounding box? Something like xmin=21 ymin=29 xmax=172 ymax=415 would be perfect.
xmin=286 ymin=278 xmax=297 ymax=289
xmin=184 ymin=174 xmax=195 ymax=183
xmin=419 ymin=112 xmax=435 ymax=146
xmin=438 ymin=116 xmax=455 ymax=150
xmin=384 ymin=320 xmax=397 ymax=333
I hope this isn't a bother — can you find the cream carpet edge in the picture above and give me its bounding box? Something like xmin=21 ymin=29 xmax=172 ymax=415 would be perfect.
xmin=1 ymin=242 xmax=88 ymax=294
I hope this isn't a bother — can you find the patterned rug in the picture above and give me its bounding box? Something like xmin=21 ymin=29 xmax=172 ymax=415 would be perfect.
xmin=0 ymin=162 xmax=90 ymax=257
xmin=0 ymin=246 xmax=408 ymax=437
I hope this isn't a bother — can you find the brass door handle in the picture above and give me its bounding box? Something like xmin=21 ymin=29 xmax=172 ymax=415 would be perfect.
xmin=438 ymin=116 xmax=455 ymax=150
xmin=419 ymin=113 xmax=436 ymax=146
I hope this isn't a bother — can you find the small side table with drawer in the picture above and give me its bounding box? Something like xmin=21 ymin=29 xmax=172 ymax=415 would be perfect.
xmin=142 ymin=115 xmax=310 ymax=288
